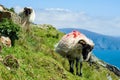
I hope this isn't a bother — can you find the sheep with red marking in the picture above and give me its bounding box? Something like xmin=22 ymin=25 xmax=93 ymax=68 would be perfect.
xmin=55 ymin=30 xmax=94 ymax=76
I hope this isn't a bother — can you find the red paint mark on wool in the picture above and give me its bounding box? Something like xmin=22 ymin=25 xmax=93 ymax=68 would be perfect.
xmin=65 ymin=30 xmax=82 ymax=38
xmin=72 ymin=30 xmax=81 ymax=38
xmin=73 ymin=32 xmax=77 ymax=38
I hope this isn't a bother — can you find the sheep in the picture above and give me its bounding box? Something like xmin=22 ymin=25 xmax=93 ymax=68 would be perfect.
xmin=55 ymin=30 xmax=94 ymax=76
xmin=0 ymin=36 xmax=11 ymax=47
xmin=18 ymin=7 xmax=35 ymax=32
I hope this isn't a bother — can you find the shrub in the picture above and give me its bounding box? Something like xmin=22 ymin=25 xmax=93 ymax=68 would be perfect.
xmin=9 ymin=7 xmax=15 ymax=13
xmin=0 ymin=18 xmax=21 ymax=46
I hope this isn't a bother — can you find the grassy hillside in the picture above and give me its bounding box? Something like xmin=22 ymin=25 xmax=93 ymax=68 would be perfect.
xmin=0 ymin=24 xmax=119 ymax=80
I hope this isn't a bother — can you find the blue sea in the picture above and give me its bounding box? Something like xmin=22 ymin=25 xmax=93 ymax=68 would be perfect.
xmin=93 ymin=50 xmax=120 ymax=69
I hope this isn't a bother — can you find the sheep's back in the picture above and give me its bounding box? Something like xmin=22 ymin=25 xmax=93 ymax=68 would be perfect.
xmin=55 ymin=42 xmax=83 ymax=59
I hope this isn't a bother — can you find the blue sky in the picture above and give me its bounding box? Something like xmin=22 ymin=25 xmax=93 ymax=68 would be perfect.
xmin=0 ymin=0 xmax=120 ymax=36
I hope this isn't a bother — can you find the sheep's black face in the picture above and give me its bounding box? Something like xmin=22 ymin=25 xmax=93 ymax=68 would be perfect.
xmin=82 ymin=44 xmax=93 ymax=60
xmin=24 ymin=7 xmax=32 ymax=16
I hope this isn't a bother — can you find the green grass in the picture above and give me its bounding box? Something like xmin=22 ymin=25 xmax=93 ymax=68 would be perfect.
xmin=0 ymin=24 xmax=119 ymax=80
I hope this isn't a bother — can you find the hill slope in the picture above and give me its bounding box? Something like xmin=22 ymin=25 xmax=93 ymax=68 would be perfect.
xmin=59 ymin=28 xmax=120 ymax=50
xmin=0 ymin=24 xmax=119 ymax=80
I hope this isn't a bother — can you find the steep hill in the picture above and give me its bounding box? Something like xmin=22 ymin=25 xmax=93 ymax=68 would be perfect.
xmin=0 ymin=24 xmax=119 ymax=80
xmin=0 ymin=5 xmax=119 ymax=80
xmin=59 ymin=28 xmax=120 ymax=50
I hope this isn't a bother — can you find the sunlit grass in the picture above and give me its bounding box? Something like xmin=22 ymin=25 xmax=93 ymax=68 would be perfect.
xmin=0 ymin=24 xmax=119 ymax=80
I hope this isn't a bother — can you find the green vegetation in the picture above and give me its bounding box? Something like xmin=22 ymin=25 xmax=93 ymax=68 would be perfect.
xmin=0 ymin=20 xmax=119 ymax=80
xmin=0 ymin=18 xmax=20 ymax=46
xmin=8 ymin=7 xmax=15 ymax=13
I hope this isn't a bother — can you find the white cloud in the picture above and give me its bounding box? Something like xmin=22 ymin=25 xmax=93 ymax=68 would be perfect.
xmin=44 ymin=8 xmax=71 ymax=12
xmin=14 ymin=6 xmax=23 ymax=14
xmin=14 ymin=7 xmax=120 ymax=36
xmin=35 ymin=8 xmax=91 ymax=27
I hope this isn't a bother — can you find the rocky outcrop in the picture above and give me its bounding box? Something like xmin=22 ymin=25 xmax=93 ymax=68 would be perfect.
xmin=106 ymin=64 xmax=120 ymax=76
xmin=2 ymin=55 xmax=19 ymax=70
xmin=90 ymin=54 xmax=120 ymax=77
xmin=0 ymin=4 xmax=6 ymax=11
xmin=0 ymin=4 xmax=21 ymax=25
xmin=0 ymin=11 xmax=21 ymax=25
xmin=11 ymin=12 xmax=21 ymax=25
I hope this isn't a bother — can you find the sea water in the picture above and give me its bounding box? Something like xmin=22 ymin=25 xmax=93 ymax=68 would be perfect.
xmin=93 ymin=50 xmax=120 ymax=69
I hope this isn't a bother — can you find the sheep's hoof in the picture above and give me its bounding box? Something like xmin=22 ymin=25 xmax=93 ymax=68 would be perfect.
xmin=76 ymin=73 xmax=82 ymax=77
xmin=79 ymin=73 xmax=82 ymax=77
xmin=70 ymin=69 xmax=74 ymax=74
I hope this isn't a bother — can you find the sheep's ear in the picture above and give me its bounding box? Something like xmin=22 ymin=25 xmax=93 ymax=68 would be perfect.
xmin=24 ymin=7 xmax=27 ymax=10
xmin=78 ymin=40 xmax=86 ymax=45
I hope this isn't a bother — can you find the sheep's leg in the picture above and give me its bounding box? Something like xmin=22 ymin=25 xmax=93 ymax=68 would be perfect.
xmin=76 ymin=58 xmax=79 ymax=75
xmin=76 ymin=58 xmax=82 ymax=76
xmin=79 ymin=62 xmax=83 ymax=76
xmin=69 ymin=59 xmax=74 ymax=74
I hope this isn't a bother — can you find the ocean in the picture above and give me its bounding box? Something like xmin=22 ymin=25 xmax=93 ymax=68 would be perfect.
xmin=93 ymin=50 xmax=120 ymax=69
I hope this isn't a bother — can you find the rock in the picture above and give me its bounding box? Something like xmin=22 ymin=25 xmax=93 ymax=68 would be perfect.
xmin=0 ymin=36 xmax=11 ymax=47
xmin=90 ymin=53 xmax=120 ymax=77
xmin=11 ymin=12 xmax=21 ymax=25
xmin=106 ymin=64 xmax=120 ymax=76
xmin=2 ymin=55 xmax=19 ymax=70
xmin=0 ymin=11 xmax=21 ymax=25
xmin=0 ymin=4 xmax=21 ymax=25
xmin=0 ymin=4 xmax=6 ymax=11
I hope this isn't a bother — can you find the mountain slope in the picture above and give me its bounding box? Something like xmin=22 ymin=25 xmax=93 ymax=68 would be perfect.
xmin=0 ymin=4 xmax=119 ymax=80
xmin=59 ymin=28 xmax=120 ymax=50
xmin=0 ymin=24 xmax=119 ymax=80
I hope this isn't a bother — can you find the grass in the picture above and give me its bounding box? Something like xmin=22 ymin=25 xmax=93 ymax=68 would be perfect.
xmin=0 ymin=24 xmax=119 ymax=80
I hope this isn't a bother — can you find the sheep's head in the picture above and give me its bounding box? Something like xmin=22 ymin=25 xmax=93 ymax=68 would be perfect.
xmin=0 ymin=36 xmax=11 ymax=47
xmin=82 ymin=44 xmax=93 ymax=61
xmin=78 ymin=40 xmax=94 ymax=61
xmin=24 ymin=7 xmax=33 ymax=16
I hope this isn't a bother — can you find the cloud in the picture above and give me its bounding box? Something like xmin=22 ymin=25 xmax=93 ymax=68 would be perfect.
xmin=14 ymin=7 xmax=120 ymax=36
xmin=35 ymin=8 xmax=91 ymax=27
xmin=14 ymin=6 xmax=23 ymax=14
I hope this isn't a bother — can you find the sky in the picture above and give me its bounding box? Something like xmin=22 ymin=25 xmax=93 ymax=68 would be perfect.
xmin=0 ymin=0 xmax=120 ymax=36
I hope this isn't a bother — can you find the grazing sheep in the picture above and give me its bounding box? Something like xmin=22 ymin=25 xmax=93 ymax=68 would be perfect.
xmin=0 ymin=36 xmax=11 ymax=47
xmin=18 ymin=7 xmax=35 ymax=31
xmin=55 ymin=30 xmax=94 ymax=76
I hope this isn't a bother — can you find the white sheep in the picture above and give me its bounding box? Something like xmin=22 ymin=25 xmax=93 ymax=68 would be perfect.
xmin=18 ymin=7 xmax=35 ymax=31
xmin=55 ymin=30 xmax=94 ymax=76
